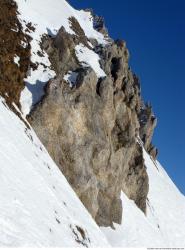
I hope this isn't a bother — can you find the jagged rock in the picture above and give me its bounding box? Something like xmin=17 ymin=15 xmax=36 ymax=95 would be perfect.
xmin=148 ymin=144 xmax=158 ymax=159
xmin=122 ymin=144 xmax=149 ymax=212
xmin=29 ymin=19 xmax=154 ymax=227
xmin=139 ymin=103 xmax=157 ymax=152
xmin=93 ymin=15 xmax=108 ymax=36
xmin=41 ymin=27 xmax=78 ymax=75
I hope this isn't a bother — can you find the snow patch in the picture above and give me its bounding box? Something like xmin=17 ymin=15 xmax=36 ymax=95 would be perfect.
xmin=64 ymin=71 xmax=78 ymax=87
xmin=75 ymin=43 xmax=106 ymax=78
xmin=14 ymin=55 xmax=20 ymax=66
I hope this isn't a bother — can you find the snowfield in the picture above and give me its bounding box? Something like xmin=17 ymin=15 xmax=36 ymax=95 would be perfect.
xmin=0 ymin=98 xmax=110 ymax=247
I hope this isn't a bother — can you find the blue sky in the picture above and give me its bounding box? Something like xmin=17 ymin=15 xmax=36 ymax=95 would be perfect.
xmin=69 ymin=0 xmax=185 ymax=194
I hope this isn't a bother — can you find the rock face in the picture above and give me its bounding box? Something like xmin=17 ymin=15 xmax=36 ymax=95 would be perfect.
xmin=29 ymin=16 xmax=156 ymax=227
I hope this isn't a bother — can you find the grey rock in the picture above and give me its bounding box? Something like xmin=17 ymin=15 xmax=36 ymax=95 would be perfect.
xmin=29 ymin=20 xmax=156 ymax=227
xmin=139 ymin=102 xmax=157 ymax=154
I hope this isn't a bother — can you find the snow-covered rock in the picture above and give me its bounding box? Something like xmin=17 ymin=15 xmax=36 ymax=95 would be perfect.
xmin=16 ymin=0 xmax=107 ymax=116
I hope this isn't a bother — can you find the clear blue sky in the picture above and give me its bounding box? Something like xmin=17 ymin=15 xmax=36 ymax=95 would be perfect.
xmin=69 ymin=0 xmax=185 ymax=194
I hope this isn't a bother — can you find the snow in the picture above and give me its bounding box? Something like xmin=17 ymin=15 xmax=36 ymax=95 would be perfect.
xmin=11 ymin=28 xmax=18 ymax=32
xmin=16 ymin=0 xmax=106 ymax=44
xmin=102 ymin=147 xmax=185 ymax=247
xmin=0 ymin=98 xmax=110 ymax=247
xmin=102 ymin=192 xmax=163 ymax=247
xmin=144 ymin=148 xmax=185 ymax=246
xmin=75 ymin=43 xmax=106 ymax=78
xmin=1 ymin=98 xmax=185 ymax=248
xmin=64 ymin=71 xmax=78 ymax=87
xmin=13 ymin=55 xmax=20 ymax=67
xmin=15 ymin=0 xmax=107 ymax=116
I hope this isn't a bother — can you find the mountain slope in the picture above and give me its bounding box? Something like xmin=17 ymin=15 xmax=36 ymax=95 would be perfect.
xmin=0 ymin=98 xmax=110 ymax=247
xmin=0 ymin=0 xmax=185 ymax=247
xmin=1 ymin=91 xmax=184 ymax=247
xmin=102 ymin=147 xmax=185 ymax=247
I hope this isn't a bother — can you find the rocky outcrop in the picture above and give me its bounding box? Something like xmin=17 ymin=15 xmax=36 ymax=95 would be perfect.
xmin=27 ymin=12 xmax=158 ymax=227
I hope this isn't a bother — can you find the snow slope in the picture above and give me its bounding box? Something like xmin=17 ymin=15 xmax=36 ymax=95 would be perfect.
xmin=0 ymin=98 xmax=110 ymax=247
xmin=16 ymin=0 xmax=106 ymax=116
xmin=102 ymin=147 xmax=185 ymax=247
